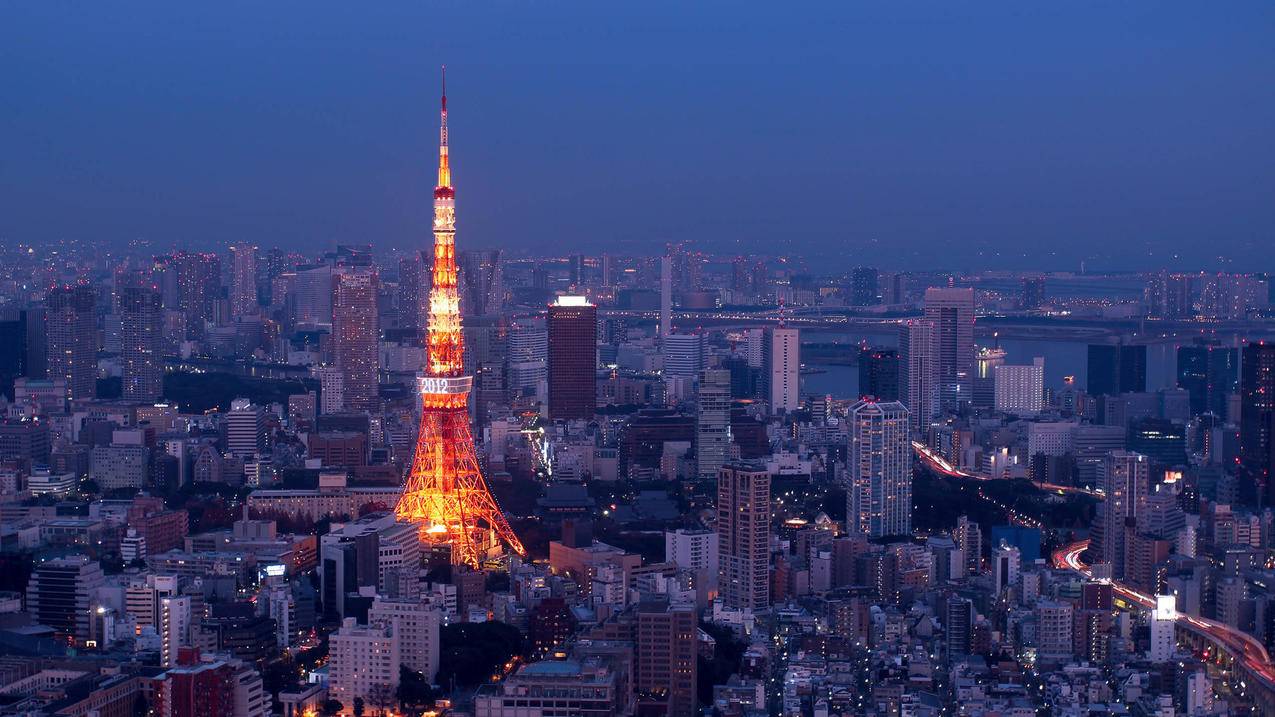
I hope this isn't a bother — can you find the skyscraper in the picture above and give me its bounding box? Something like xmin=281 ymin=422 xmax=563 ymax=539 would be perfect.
xmin=229 ymin=242 xmax=258 ymax=318
xmin=1098 ymin=451 xmax=1150 ymax=580
xmin=458 ymin=248 xmax=503 ymax=317
xmin=659 ymin=255 xmax=673 ymax=339
xmin=332 ymin=267 xmax=380 ymax=412
xmin=993 ymin=358 xmax=1045 ymax=415
xmin=1019 ymin=275 xmax=1046 ymax=310
xmin=846 ymin=399 xmax=911 ymax=538
xmin=1087 ymin=343 xmax=1147 ymax=397
xmin=1177 ymin=339 xmax=1238 ymax=417
xmin=119 ymin=285 xmax=164 ymax=401
xmin=1240 ymin=341 xmax=1275 ymax=505
xmin=973 ymin=346 xmax=1006 ymax=409
xmin=897 ymin=319 xmax=937 ymax=432
xmin=763 ymin=326 xmax=799 ymax=413
xmin=696 ymin=369 xmax=732 ymax=482
xmin=547 ymin=296 xmax=597 ymax=420
xmin=923 ymin=287 xmax=975 ymax=412
xmin=850 ymin=267 xmax=879 ymax=306
xmin=717 ymin=462 xmax=770 ymax=611
xmin=46 ymin=284 xmax=97 ymax=401
xmin=858 ymin=347 xmax=899 ymax=401
xmin=398 ymin=252 xmax=426 ymax=331
xmin=175 ymin=251 xmax=221 ymax=340
xmin=663 ymin=332 xmax=705 ymax=378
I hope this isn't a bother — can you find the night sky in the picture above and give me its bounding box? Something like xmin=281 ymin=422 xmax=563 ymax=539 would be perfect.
xmin=3 ymin=1 xmax=1273 ymax=270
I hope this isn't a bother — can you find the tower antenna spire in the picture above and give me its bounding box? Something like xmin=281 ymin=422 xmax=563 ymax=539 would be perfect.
xmin=437 ymin=65 xmax=451 ymax=189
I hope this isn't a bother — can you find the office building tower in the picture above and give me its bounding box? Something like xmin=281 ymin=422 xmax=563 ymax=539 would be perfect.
xmin=924 ymin=287 xmax=975 ymax=412
xmin=717 ymin=463 xmax=770 ymax=611
xmin=945 ymin=596 xmax=973 ymax=662
xmin=954 ymin=515 xmax=982 ymax=575
xmin=176 ymin=251 xmax=221 ymax=340
xmin=1087 ymin=343 xmax=1147 ymax=397
xmin=459 ymin=248 xmax=503 ymax=317
xmin=398 ymin=252 xmax=426 ymax=331
xmin=993 ymin=358 xmax=1045 ymax=415
xmin=858 ymin=347 xmax=899 ymax=401
xmin=229 ymin=242 xmax=258 ymax=318
xmin=508 ymin=323 xmax=548 ymax=398
xmin=992 ymin=541 xmax=1020 ymax=595
xmin=547 ymin=296 xmax=597 ymax=420
xmin=332 ymin=267 xmax=380 ymax=411
xmin=659 ymin=255 xmax=673 ymax=339
xmin=0 ymin=311 xmax=28 ymax=400
xmin=1020 ymin=276 xmax=1046 ymax=310
xmin=119 ymin=285 xmax=164 ymax=401
xmin=850 ymin=267 xmax=879 ymax=306
xmin=846 ymin=399 xmax=911 ymax=538
xmin=368 ymin=598 xmax=441 ymax=681
xmin=973 ymin=347 xmax=1006 ymax=408
xmin=636 ymin=600 xmax=698 ymax=717
xmin=293 ymin=264 xmax=334 ymax=326
xmin=160 ymin=595 xmax=192 ymax=667
xmin=898 ymin=319 xmax=937 ymax=431
xmin=46 ymin=284 xmax=97 ymax=401
xmin=226 ymin=398 xmax=266 ymax=458
xmin=1240 ymin=341 xmax=1275 ymax=505
xmin=1098 ymin=451 xmax=1151 ymax=580
xmin=26 ymin=555 xmax=104 ymax=645
xmin=663 ymin=332 xmax=705 ymax=378
xmin=1177 ymin=339 xmax=1238 ymax=417
xmin=763 ymin=326 xmax=799 ymax=413
xmin=696 ymin=369 xmax=732 ymax=481
xmin=328 ymin=617 xmax=401 ymax=713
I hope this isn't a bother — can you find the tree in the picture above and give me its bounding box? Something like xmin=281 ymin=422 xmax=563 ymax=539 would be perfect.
xmin=368 ymin=683 xmax=395 ymax=716
xmin=397 ymin=664 xmax=439 ymax=712
xmin=319 ymin=699 xmax=344 ymax=717
xmin=437 ymin=622 xmax=526 ymax=689
xmin=353 ymin=696 xmax=365 ymax=717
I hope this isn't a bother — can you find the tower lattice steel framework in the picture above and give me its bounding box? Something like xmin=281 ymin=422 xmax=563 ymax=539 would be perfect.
xmin=396 ymin=69 xmax=526 ymax=567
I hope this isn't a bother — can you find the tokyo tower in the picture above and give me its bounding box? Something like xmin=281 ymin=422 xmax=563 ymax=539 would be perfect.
xmin=396 ymin=68 xmax=526 ymax=567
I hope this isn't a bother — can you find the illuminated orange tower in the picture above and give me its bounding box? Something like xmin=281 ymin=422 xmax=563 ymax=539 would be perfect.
xmin=396 ymin=68 xmax=526 ymax=567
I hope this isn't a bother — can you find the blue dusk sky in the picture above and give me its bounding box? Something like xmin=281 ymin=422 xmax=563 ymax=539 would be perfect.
xmin=2 ymin=1 xmax=1273 ymax=271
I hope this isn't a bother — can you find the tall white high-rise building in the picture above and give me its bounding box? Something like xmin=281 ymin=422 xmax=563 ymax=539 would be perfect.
xmin=696 ymin=369 xmax=732 ymax=481
xmin=846 ymin=399 xmax=911 ymax=537
xmin=742 ymin=328 xmax=764 ymax=369
xmin=664 ymin=333 xmax=705 ymax=378
xmin=898 ymin=319 xmax=937 ymax=432
xmin=764 ymin=327 xmax=799 ymax=413
xmin=994 ymin=357 xmax=1045 ymax=414
xmin=368 ymin=598 xmax=441 ymax=681
xmin=312 ymin=365 xmax=345 ymax=416
xmin=328 ymin=617 xmax=401 ymax=712
xmin=954 ymin=515 xmax=982 ymax=575
xmin=1149 ymin=594 xmax=1176 ymax=662
xmin=160 ymin=595 xmax=191 ymax=667
xmin=508 ymin=322 xmax=548 ymax=398
xmin=230 ymin=242 xmax=258 ymax=318
xmin=717 ymin=463 xmax=770 ymax=611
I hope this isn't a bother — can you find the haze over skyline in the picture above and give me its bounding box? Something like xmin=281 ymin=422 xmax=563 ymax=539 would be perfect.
xmin=3 ymin=1 xmax=1273 ymax=270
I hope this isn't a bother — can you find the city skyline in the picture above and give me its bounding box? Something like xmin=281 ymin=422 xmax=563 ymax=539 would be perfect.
xmin=3 ymin=2 xmax=1274 ymax=269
